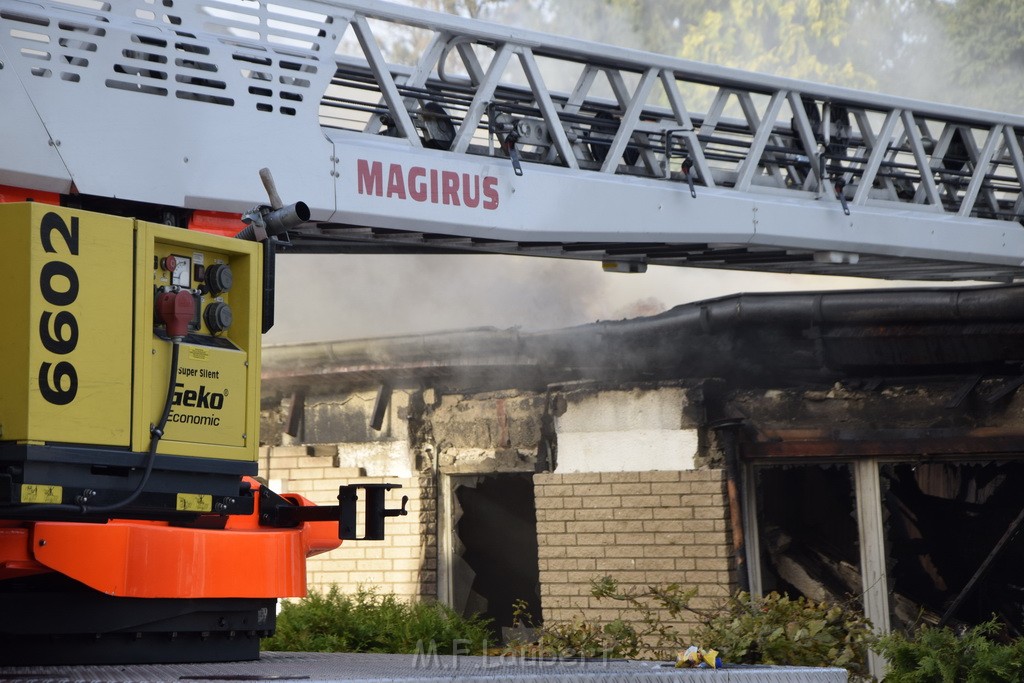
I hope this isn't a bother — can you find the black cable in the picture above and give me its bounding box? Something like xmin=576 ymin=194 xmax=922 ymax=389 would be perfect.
xmin=8 ymin=341 xmax=181 ymax=516
xmin=84 ymin=341 xmax=181 ymax=515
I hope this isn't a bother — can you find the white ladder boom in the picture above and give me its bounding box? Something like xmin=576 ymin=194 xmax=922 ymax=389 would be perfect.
xmin=1 ymin=0 xmax=1023 ymax=280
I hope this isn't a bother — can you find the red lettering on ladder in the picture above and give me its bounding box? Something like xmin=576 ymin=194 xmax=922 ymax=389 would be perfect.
xmin=356 ymin=159 xmax=500 ymax=210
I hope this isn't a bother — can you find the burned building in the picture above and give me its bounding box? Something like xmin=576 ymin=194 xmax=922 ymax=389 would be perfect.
xmin=260 ymin=283 xmax=1024 ymax=651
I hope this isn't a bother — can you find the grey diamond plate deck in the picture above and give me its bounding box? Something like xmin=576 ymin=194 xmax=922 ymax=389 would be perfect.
xmin=0 ymin=651 xmax=846 ymax=682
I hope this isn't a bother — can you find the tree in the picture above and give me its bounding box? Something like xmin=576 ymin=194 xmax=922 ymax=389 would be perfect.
xmin=523 ymin=0 xmax=885 ymax=90
xmin=529 ymin=0 xmax=700 ymax=54
xmin=939 ymin=0 xmax=1024 ymax=112
xmin=433 ymin=0 xmax=508 ymax=19
xmin=386 ymin=0 xmax=1023 ymax=113
xmin=679 ymin=0 xmax=877 ymax=88
xmin=365 ymin=0 xmax=510 ymax=67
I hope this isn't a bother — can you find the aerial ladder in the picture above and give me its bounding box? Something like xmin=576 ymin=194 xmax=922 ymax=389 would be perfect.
xmin=0 ymin=0 xmax=1022 ymax=665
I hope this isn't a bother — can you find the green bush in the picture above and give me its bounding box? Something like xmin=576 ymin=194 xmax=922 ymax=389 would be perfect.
xmin=694 ymin=591 xmax=877 ymax=681
xmin=504 ymin=578 xmax=695 ymax=660
xmin=262 ymin=586 xmax=493 ymax=654
xmin=878 ymin=618 xmax=1024 ymax=682
xmin=509 ymin=576 xmax=876 ymax=679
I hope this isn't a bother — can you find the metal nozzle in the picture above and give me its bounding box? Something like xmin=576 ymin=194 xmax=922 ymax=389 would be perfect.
xmin=234 ymin=167 xmax=310 ymax=241
xmin=235 ymin=201 xmax=310 ymax=241
xmin=264 ymin=201 xmax=310 ymax=236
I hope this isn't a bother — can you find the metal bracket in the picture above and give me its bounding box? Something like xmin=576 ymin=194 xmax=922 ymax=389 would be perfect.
xmin=834 ymin=177 xmax=851 ymax=215
xmin=339 ymin=483 xmax=408 ymax=540
xmin=664 ymin=128 xmax=697 ymax=197
xmin=257 ymin=481 xmax=407 ymax=541
xmin=681 ymin=158 xmax=697 ymax=198
xmin=502 ymin=129 xmax=524 ymax=176
xmin=488 ymin=104 xmax=524 ymax=176
xmin=817 ymin=152 xmax=827 ymax=196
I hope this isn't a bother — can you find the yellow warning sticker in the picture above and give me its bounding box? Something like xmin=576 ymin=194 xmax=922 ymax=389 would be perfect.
xmin=188 ymin=346 xmax=211 ymax=363
xmin=176 ymin=493 xmax=213 ymax=513
xmin=21 ymin=484 xmax=63 ymax=504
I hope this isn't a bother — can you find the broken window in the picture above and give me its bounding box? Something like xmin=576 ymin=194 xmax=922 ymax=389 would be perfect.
xmin=883 ymin=461 xmax=1024 ymax=634
xmin=449 ymin=474 xmax=542 ymax=636
xmin=753 ymin=464 xmax=863 ymax=606
xmin=751 ymin=459 xmax=1024 ymax=636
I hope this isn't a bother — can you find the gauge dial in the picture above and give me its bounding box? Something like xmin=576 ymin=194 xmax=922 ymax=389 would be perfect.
xmin=171 ymin=254 xmax=191 ymax=287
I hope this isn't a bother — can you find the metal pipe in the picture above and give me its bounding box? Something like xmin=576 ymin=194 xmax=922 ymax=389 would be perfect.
xmin=262 ymin=284 xmax=1024 ymax=385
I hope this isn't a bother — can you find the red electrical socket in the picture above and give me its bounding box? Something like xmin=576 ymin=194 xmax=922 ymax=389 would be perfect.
xmin=156 ymin=290 xmax=196 ymax=339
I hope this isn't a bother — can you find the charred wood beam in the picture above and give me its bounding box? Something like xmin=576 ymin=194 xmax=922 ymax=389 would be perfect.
xmin=370 ymin=382 xmax=393 ymax=432
xmin=984 ymin=372 xmax=1024 ymax=404
xmin=713 ymin=419 xmax=749 ymax=592
xmin=946 ymin=374 xmax=983 ymax=408
xmin=938 ymin=505 xmax=1024 ymax=627
xmin=285 ymin=390 xmax=305 ymax=438
xmin=741 ymin=433 xmax=1024 ymax=461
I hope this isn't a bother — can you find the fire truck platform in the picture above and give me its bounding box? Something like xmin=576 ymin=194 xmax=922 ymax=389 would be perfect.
xmin=0 ymin=651 xmax=846 ymax=682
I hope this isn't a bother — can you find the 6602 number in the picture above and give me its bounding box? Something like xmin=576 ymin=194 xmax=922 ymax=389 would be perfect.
xmin=37 ymin=212 xmax=79 ymax=405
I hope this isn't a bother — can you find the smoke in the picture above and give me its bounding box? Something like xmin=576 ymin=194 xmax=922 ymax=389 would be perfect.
xmin=264 ymin=254 xmax=613 ymax=343
xmin=263 ymin=253 xmax=907 ymax=344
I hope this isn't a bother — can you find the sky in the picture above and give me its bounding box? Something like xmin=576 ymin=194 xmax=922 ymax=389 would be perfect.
xmin=262 ymin=1 xmax=960 ymax=346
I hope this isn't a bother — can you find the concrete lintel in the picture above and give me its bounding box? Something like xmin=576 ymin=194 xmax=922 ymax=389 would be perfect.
xmin=438 ymin=448 xmax=539 ymax=475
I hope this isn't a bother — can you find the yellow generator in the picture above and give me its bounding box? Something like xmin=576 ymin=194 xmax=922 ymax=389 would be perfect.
xmin=0 ymin=202 xmax=261 ymax=511
xmin=0 ymin=201 xmax=404 ymax=665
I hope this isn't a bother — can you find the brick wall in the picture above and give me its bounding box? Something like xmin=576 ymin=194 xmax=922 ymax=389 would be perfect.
xmin=259 ymin=445 xmax=437 ymax=602
xmin=533 ymin=469 xmax=734 ymax=639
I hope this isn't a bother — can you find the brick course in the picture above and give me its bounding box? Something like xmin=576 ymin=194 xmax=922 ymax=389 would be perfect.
xmin=262 ymin=441 xmax=734 ymax=635
xmin=261 ymin=445 xmax=436 ymax=602
xmin=534 ymin=469 xmax=734 ymax=640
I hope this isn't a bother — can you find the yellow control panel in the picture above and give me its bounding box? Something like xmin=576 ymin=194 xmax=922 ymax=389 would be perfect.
xmin=133 ymin=223 xmax=261 ymax=461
